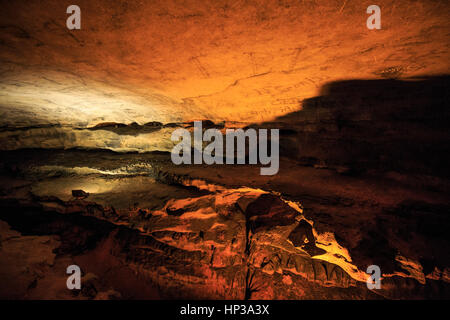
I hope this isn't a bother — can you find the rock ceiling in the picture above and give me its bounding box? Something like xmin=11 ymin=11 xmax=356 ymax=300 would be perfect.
xmin=0 ymin=0 xmax=449 ymax=127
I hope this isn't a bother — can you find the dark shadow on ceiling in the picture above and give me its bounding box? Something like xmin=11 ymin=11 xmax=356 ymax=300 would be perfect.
xmin=254 ymin=75 xmax=450 ymax=178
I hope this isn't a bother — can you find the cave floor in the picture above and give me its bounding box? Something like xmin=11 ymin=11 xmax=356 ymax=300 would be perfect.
xmin=0 ymin=149 xmax=449 ymax=299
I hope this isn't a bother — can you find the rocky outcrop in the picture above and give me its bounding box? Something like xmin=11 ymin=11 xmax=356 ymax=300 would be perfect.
xmin=0 ymin=145 xmax=449 ymax=299
xmin=2 ymin=177 xmax=448 ymax=299
xmin=0 ymin=184 xmax=380 ymax=299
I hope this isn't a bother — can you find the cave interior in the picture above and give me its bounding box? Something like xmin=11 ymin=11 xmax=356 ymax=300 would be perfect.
xmin=0 ymin=0 xmax=449 ymax=300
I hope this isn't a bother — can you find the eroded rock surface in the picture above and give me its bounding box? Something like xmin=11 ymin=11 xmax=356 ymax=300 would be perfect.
xmin=1 ymin=156 xmax=448 ymax=299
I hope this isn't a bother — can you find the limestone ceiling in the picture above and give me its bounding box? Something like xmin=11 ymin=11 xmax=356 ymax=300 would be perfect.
xmin=0 ymin=0 xmax=449 ymax=127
